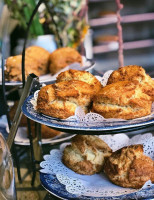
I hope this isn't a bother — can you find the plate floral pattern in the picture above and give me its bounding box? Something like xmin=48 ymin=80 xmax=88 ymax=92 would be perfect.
xmin=22 ymin=95 xmax=154 ymax=134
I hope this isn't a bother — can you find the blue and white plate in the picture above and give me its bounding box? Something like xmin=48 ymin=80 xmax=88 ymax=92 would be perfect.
xmin=22 ymin=95 xmax=154 ymax=134
xmin=40 ymin=173 xmax=154 ymax=200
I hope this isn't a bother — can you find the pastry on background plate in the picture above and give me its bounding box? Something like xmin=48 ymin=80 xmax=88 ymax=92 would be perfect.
xmin=107 ymin=65 xmax=154 ymax=101
xmin=92 ymin=80 xmax=152 ymax=120
xmin=30 ymin=124 xmax=62 ymax=139
xmin=5 ymin=55 xmax=39 ymax=82
xmin=25 ymin=45 xmax=50 ymax=74
xmin=104 ymin=144 xmax=154 ymax=189
xmin=37 ymin=80 xmax=95 ymax=119
xmin=49 ymin=47 xmax=82 ymax=75
xmin=5 ymin=46 xmax=50 ymax=81
xmin=56 ymin=69 xmax=102 ymax=93
xmin=62 ymin=135 xmax=112 ymax=175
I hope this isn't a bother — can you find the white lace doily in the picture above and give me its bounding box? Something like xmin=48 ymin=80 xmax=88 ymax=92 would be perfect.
xmin=40 ymin=133 xmax=154 ymax=197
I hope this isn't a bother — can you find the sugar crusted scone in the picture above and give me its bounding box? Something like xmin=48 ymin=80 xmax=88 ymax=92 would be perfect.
xmin=92 ymin=81 xmax=152 ymax=120
xmin=62 ymin=135 xmax=112 ymax=175
xmin=37 ymin=80 xmax=95 ymax=119
xmin=56 ymin=69 xmax=102 ymax=93
xmin=49 ymin=47 xmax=82 ymax=75
xmin=107 ymin=65 xmax=154 ymax=101
xmin=104 ymin=144 xmax=154 ymax=189
xmin=5 ymin=46 xmax=50 ymax=81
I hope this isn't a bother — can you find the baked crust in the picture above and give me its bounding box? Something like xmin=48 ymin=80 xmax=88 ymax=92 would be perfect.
xmin=5 ymin=55 xmax=38 ymax=81
xmin=5 ymin=46 xmax=50 ymax=81
xmin=9 ymin=101 xmax=28 ymax=127
xmin=107 ymin=65 xmax=154 ymax=101
xmin=25 ymin=46 xmax=50 ymax=74
xmin=62 ymin=135 xmax=112 ymax=175
xmin=37 ymin=80 xmax=94 ymax=119
xmin=56 ymin=69 xmax=102 ymax=93
xmin=49 ymin=47 xmax=82 ymax=75
xmin=92 ymin=81 xmax=152 ymax=120
xmin=30 ymin=124 xmax=62 ymax=139
xmin=104 ymin=144 xmax=154 ymax=189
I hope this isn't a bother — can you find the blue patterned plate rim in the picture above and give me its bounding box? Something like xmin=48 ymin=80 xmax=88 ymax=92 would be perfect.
xmin=40 ymin=173 xmax=154 ymax=200
xmin=22 ymin=95 xmax=154 ymax=132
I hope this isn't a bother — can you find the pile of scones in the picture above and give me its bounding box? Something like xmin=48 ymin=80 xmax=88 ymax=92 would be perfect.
xmin=5 ymin=46 xmax=82 ymax=81
xmin=37 ymin=65 xmax=154 ymax=120
xmin=62 ymin=135 xmax=154 ymax=189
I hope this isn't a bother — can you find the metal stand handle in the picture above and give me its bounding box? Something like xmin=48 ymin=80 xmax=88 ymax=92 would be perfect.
xmin=7 ymin=73 xmax=39 ymax=150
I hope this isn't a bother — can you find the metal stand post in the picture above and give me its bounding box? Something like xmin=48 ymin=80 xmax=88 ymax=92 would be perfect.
xmin=7 ymin=73 xmax=39 ymax=149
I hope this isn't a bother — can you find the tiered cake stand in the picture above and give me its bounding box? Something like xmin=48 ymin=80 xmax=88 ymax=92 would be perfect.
xmin=4 ymin=0 xmax=154 ymax=198
xmin=18 ymin=74 xmax=154 ymax=200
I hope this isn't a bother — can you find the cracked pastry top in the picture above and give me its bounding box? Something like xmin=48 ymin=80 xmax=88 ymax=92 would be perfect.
xmin=104 ymin=144 xmax=154 ymax=189
xmin=5 ymin=46 xmax=50 ymax=81
xmin=107 ymin=65 xmax=154 ymax=101
xmin=49 ymin=47 xmax=82 ymax=75
xmin=92 ymin=80 xmax=152 ymax=120
xmin=62 ymin=135 xmax=112 ymax=175
xmin=56 ymin=69 xmax=102 ymax=94
xmin=37 ymin=80 xmax=95 ymax=119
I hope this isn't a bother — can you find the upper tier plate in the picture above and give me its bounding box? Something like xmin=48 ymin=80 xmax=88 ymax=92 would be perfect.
xmin=22 ymin=95 xmax=154 ymax=134
xmin=0 ymin=57 xmax=94 ymax=86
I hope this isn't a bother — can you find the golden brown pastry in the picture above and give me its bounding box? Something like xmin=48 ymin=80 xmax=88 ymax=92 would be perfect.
xmin=104 ymin=144 xmax=154 ymax=189
xmin=49 ymin=47 xmax=82 ymax=75
xmin=107 ymin=65 xmax=154 ymax=101
xmin=33 ymin=124 xmax=62 ymax=139
xmin=56 ymin=69 xmax=102 ymax=93
xmin=9 ymin=101 xmax=28 ymax=127
xmin=62 ymin=135 xmax=112 ymax=175
xmin=92 ymin=81 xmax=152 ymax=120
xmin=5 ymin=55 xmax=38 ymax=81
xmin=37 ymin=80 xmax=95 ymax=119
xmin=5 ymin=46 xmax=50 ymax=81
xmin=25 ymin=46 xmax=50 ymax=75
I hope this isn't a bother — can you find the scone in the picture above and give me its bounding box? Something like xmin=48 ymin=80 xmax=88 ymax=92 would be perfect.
xmin=92 ymin=81 xmax=152 ymax=120
xmin=5 ymin=46 xmax=50 ymax=81
xmin=9 ymin=101 xmax=28 ymax=127
xmin=104 ymin=144 xmax=154 ymax=189
xmin=49 ymin=47 xmax=82 ymax=75
xmin=5 ymin=55 xmax=39 ymax=81
xmin=37 ymin=80 xmax=95 ymax=119
xmin=62 ymin=135 xmax=112 ymax=175
xmin=107 ymin=65 xmax=154 ymax=101
xmin=30 ymin=124 xmax=62 ymax=139
xmin=56 ymin=69 xmax=102 ymax=93
xmin=40 ymin=125 xmax=62 ymax=139
xmin=25 ymin=45 xmax=50 ymax=75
